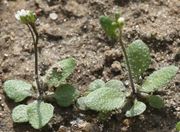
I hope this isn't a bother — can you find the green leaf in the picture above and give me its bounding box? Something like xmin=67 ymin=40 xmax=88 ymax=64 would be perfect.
xmin=127 ymin=40 xmax=151 ymax=80
xmin=3 ymin=80 xmax=32 ymax=102
xmin=77 ymin=97 xmax=88 ymax=110
xmin=125 ymin=100 xmax=146 ymax=117
xmin=140 ymin=65 xmax=178 ymax=93
xmin=88 ymin=79 xmax=105 ymax=92
xmin=78 ymin=79 xmax=127 ymax=111
xmin=176 ymin=121 xmax=180 ymax=131
xmin=99 ymin=16 xmax=118 ymax=39
xmin=12 ymin=105 xmax=28 ymax=123
xmin=148 ymin=95 xmax=164 ymax=109
xmin=27 ymin=101 xmax=54 ymax=129
xmin=84 ymin=87 xmax=126 ymax=112
xmin=105 ymin=80 xmax=126 ymax=92
xmin=54 ymin=84 xmax=79 ymax=107
xmin=44 ymin=58 xmax=76 ymax=87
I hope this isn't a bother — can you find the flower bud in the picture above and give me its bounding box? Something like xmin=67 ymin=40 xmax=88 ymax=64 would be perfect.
xmin=117 ymin=17 xmax=125 ymax=28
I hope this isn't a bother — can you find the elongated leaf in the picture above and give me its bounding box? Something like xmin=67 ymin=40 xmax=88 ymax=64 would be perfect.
xmin=3 ymin=80 xmax=32 ymax=102
xmin=54 ymin=84 xmax=79 ymax=107
xmin=88 ymin=79 xmax=105 ymax=92
xmin=148 ymin=95 xmax=164 ymax=109
xmin=84 ymin=87 xmax=126 ymax=112
xmin=125 ymin=100 xmax=146 ymax=117
xmin=44 ymin=58 xmax=76 ymax=87
xmin=12 ymin=105 xmax=28 ymax=123
xmin=105 ymin=80 xmax=126 ymax=91
xmin=100 ymin=16 xmax=118 ymax=39
xmin=27 ymin=101 xmax=54 ymax=129
xmin=140 ymin=65 xmax=178 ymax=93
xmin=127 ymin=40 xmax=151 ymax=80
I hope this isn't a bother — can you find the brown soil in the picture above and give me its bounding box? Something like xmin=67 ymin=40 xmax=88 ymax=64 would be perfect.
xmin=0 ymin=0 xmax=179 ymax=132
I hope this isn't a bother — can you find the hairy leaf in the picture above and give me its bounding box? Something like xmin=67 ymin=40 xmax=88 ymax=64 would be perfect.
xmin=105 ymin=80 xmax=126 ymax=91
xmin=77 ymin=96 xmax=88 ymax=110
xmin=3 ymin=80 xmax=32 ymax=102
xmin=84 ymin=87 xmax=126 ymax=112
xmin=54 ymin=84 xmax=79 ymax=107
xmin=88 ymin=79 xmax=105 ymax=92
xmin=99 ymin=16 xmax=118 ymax=39
xmin=148 ymin=95 xmax=164 ymax=109
xmin=12 ymin=105 xmax=28 ymax=123
xmin=27 ymin=101 xmax=54 ymax=129
xmin=127 ymin=40 xmax=151 ymax=80
xmin=44 ymin=58 xmax=76 ymax=87
xmin=140 ymin=65 xmax=178 ymax=93
xmin=125 ymin=100 xmax=146 ymax=117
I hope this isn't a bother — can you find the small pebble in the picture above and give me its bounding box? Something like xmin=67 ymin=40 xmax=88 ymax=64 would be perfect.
xmin=121 ymin=127 xmax=128 ymax=132
xmin=79 ymin=113 xmax=85 ymax=117
xmin=123 ymin=119 xmax=131 ymax=127
xmin=59 ymin=125 xmax=69 ymax=132
xmin=4 ymin=53 xmax=8 ymax=57
xmin=49 ymin=12 xmax=58 ymax=20
xmin=124 ymin=80 xmax=129 ymax=86
xmin=105 ymin=49 xmax=122 ymax=64
xmin=111 ymin=61 xmax=121 ymax=73
xmin=1 ymin=104 xmax=4 ymax=107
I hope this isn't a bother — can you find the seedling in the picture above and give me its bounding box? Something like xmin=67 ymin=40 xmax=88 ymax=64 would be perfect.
xmin=3 ymin=9 xmax=78 ymax=129
xmin=77 ymin=13 xmax=178 ymax=118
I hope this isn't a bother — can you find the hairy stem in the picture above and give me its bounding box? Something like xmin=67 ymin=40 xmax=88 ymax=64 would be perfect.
xmin=118 ymin=29 xmax=136 ymax=95
xmin=27 ymin=24 xmax=43 ymax=99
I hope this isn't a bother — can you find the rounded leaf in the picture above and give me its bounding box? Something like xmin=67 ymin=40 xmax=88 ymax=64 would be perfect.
xmin=125 ymin=100 xmax=146 ymax=117
xmin=148 ymin=95 xmax=164 ymax=109
xmin=84 ymin=87 xmax=126 ymax=112
xmin=3 ymin=80 xmax=32 ymax=102
xmin=127 ymin=40 xmax=151 ymax=80
xmin=88 ymin=79 xmax=105 ymax=92
xmin=140 ymin=65 xmax=178 ymax=93
xmin=12 ymin=105 xmax=28 ymax=123
xmin=27 ymin=101 xmax=54 ymax=129
xmin=105 ymin=80 xmax=126 ymax=91
xmin=44 ymin=58 xmax=76 ymax=87
xmin=54 ymin=84 xmax=79 ymax=107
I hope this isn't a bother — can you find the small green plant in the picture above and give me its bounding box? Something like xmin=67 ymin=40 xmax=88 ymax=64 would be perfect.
xmin=3 ymin=9 xmax=78 ymax=129
xmin=77 ymin=12 xmax=178 ymax=117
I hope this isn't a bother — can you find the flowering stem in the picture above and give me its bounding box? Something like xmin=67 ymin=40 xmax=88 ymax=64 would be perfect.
xmin=118 ymin=29 xmax=136 ymax=96
xmin=27 ymin=24 xmax=43 ymax=99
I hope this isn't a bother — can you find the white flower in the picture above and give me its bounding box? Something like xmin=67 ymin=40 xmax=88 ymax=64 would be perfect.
xmin=15 ymin=9 xmax=36 ymax=24
xmin=15 ymin=9 xmax=30 ymax=21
